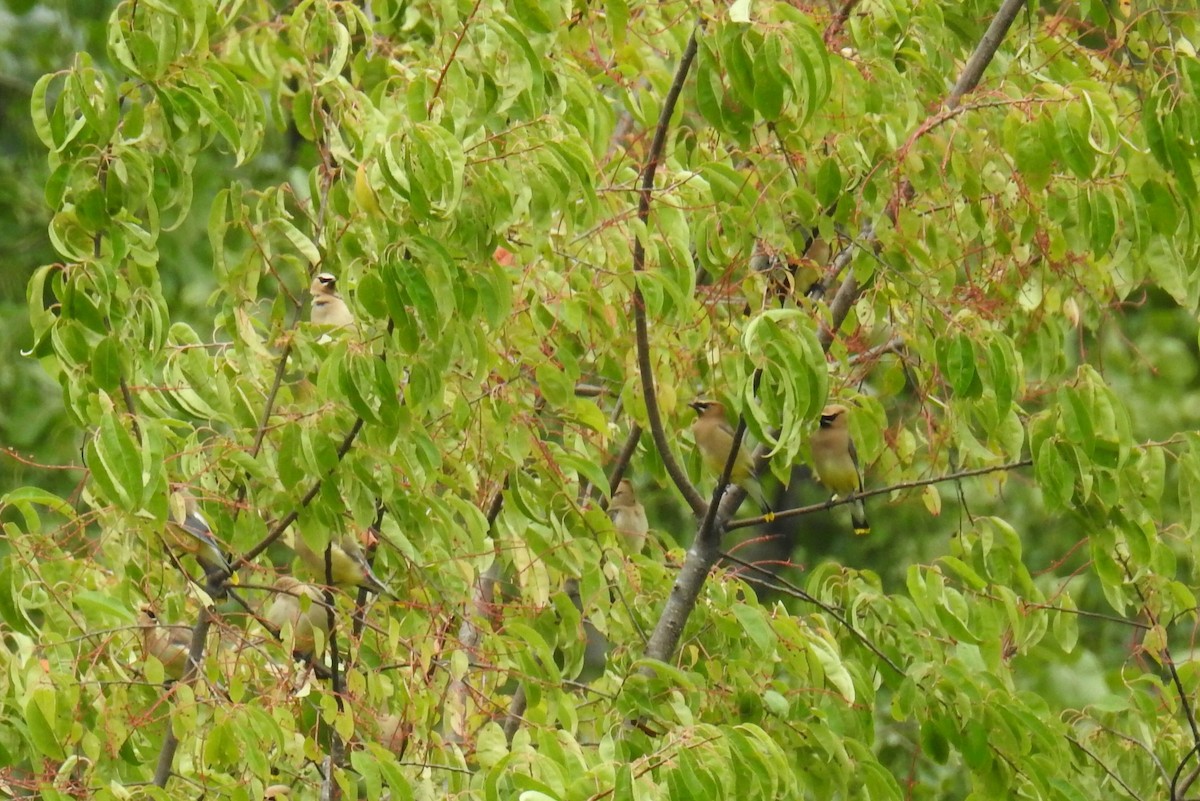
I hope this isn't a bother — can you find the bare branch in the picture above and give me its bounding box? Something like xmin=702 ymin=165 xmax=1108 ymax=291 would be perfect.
xmin=726 ymin=459 xmax=1032 ymax=531
xmin=947 ymin=0 xmax=1027 ymax=109
xmin=631 ymin=27 xmax=708 ymax=518
xmin=152 ymin=607 xmax=215 ymax=787
xmin=1068 ymin=735 xmax=1147 ymax=801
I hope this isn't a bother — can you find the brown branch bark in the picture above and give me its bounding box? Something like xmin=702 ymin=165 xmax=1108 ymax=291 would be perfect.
xmin=947 ymin=0 xmax=1027 ymax=109
xmin=152 ymin=607 xmax=215 ymax=787
xmin=631 ymin=27 xmax=707 ymax=518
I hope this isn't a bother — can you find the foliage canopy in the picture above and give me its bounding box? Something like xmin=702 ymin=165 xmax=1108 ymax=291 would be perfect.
xmin=4 ymin=0 xmax=1200 ymax=799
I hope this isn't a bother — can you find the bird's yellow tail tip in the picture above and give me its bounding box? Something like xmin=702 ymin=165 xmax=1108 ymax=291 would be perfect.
xmin=854 ymin=526 xmax=871 ymax=536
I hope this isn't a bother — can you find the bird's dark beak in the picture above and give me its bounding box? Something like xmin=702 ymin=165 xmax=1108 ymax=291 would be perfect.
xmin=688 ymin=401 xmax=703 ymax=413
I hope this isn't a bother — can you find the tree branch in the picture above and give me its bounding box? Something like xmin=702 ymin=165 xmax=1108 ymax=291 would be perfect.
xmin=726 ymin=459 xmax=1032 ymax=531
xmin=720 ymin=551 xmax=905 ymax=677
xmin=631 ymin=27 xmax=707 ymax=518
xmin=448 ymin=481 xmax=508 ymax=742
xmin=152 ymin=607 xmax=215 ymax=787
xmin=1068 ymin=735 xmax=1147 ymax=801
xmin=636 ymin=2 xmax=1026 ymax=672
xmin=234 ymin=418 xmax=364 ymax=569
xmin=947 ymin=0 xmax=1027 ymax=109
xmin=600 ymin=423 xmax=643 ymax=508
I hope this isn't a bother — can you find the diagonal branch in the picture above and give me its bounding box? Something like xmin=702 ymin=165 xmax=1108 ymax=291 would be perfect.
xmin=631 ymin=27 xmax=707 ymax=518
xmin=720 ymin=551 xmax=904 ymax=677
xmin=234 ymin=418 xmax=365 ymax=569
xmin=947 ymin=0 xmax=1027 ymax=109
xmin=1069 ymin=735 xmax=1147 ymax=801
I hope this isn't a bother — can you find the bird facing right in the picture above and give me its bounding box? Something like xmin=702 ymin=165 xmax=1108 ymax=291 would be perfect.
xmin=291 ymin=531 xmax=395 ymax=599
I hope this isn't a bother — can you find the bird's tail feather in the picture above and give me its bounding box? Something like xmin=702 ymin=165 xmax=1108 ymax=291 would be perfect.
xmin=851 ymin=497 xmax=870 ymax=536
xmin=361 ymin=564 xmax=396 ymax=599
xmin=744 ymin=479 xmax=772 ymax=517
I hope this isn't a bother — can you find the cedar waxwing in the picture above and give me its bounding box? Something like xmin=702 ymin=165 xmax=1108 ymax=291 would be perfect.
xmin=309 ymin=272 xmax=355 ymax=329
xmin=164 ymin=489 xmax=230 ymax=576
xmin=264 ymin=576 xmax=330 ymax=656
xmin=810 ymin=404 xmax=870 ymax=536
xmin=609 ymin=479 xmax=649 ymax=554
xmin=137 ymin=607 xmax=193 ymax=681
xmin=292 ymin=532 xmax=395 ymax=598
xmin=688 ymin=399 xmax=770 ymax=511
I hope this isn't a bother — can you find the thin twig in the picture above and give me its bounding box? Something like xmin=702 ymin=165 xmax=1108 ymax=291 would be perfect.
xmin=428 ymin=0 xmax=484 ymax=114
xmin=1068 ymin=735 xmax=1147 ymax=801
xmin=600 ymin=423 xmax=643 ymax=509
xmin=720 ymin=551 xmax=905 ymax=677
xmin=947 ymin=0 xmax=1028 ymax=109
xmin=234 ymin=418 xmax=364 ymax=569
xmin=151 ymin=607 xmax=215 ymax=787
xmin=448 ymin=481 xmax=509 ymax=742
xmin=726 ymin=459 xmax=1032 ymax=531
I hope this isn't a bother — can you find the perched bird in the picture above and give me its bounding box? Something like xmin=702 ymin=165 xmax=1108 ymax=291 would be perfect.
xmin=810 ymin=404 xmax=870 ymax=536
xmin=309 ymin=272 xmax=355 ymax=329
xmin=688 ymin=399 xmax=770 ymax=511
xmin=164 ymin=489 xmax=230 ymax=577
xmin=608 ymin=479 xmax=649 ymax=554
xmin=264 ymin=576 xmax=330 ymax=657
xmin=292 ymin=531 xmax=394 ymax=598
xmin=137 ymin=607 xmax=194 ymax=681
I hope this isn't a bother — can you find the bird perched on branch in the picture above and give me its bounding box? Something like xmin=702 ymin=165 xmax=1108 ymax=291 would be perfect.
xmin=137 ymin=607 xmax=194 ymax=681
xmin=164 ymin=489 xmax=231 ymax=578
xmin=291 ymin=531 xmax=395 ymax=599
xmin=309 ymin=272 xmax=354 ymax=329
xmin=688 ymin=399 xmax=770 ymax=512
xmin=810 ymin=404 xmax=870 ymax=536
xmin=264 ymin=576 xmax=330 ymax=657
xmin=609 ymin=479 xmax=649 ymax=554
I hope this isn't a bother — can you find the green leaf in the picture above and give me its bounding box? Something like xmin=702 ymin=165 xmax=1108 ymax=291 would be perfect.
xmin=26 ymin=687 xmax=64 ymax=759
xmin=752 ymin=34 xmax=785 ymax=121
xmin=90 ymin=408 xmax=143 ymax=510
xmin=732 ymin=603 xmax=774 ymax=653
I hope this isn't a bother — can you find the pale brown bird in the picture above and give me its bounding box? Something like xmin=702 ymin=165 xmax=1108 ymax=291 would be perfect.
xmin=688 ymin=399 xmax=769 ymax=510
xmin=609 ymin=479 xmax=649 ymax=554
xmin=291 ymin=531 xmax=395 ymax=599
xmin=309 ymin=272 xmax=355 ymax=329
xmin=137 ymin=607 xmax=193 ymax=681
xmin=164 ymin=489 xmax=230 ymax=576
xmin=264 ymin=576 xmax=330 ymax=656
xmin=810 ymin=404 xmax=870 ymax=535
